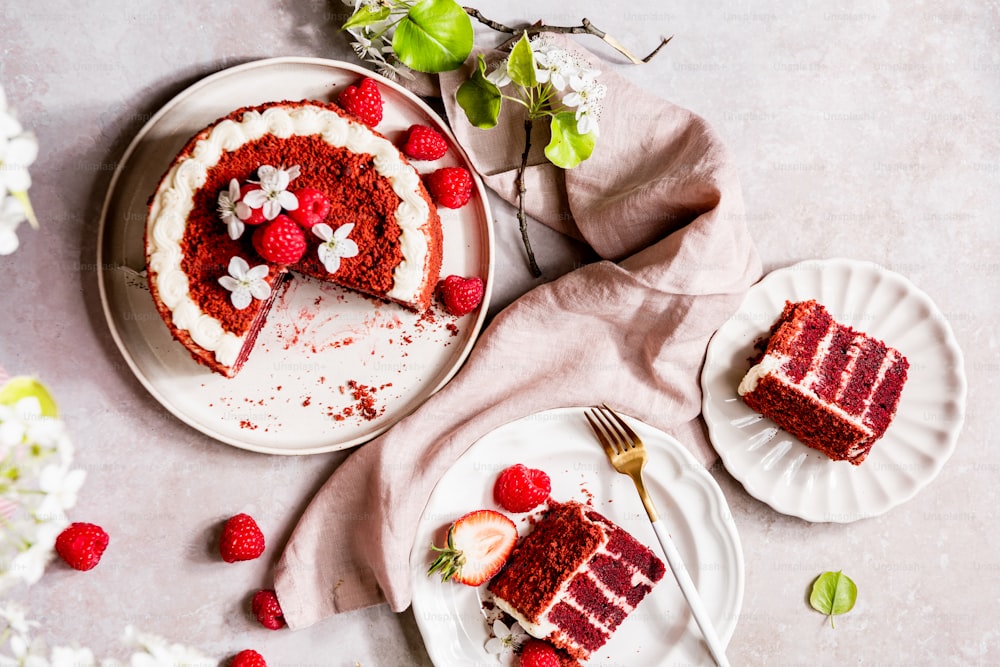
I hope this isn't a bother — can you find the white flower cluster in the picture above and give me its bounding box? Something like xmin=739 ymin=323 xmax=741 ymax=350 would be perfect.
xmin=342 ymin=0 xmax=416 ymax=82
xmin=0 ymin=84 xmax=39 ymax=255
xmin=0 ymin=603 xmax=214 ymax=667
xmin=0 ymin=383 xmax=84 ymax=592
xmin=488 ymin=37 xmax=608 ymax=136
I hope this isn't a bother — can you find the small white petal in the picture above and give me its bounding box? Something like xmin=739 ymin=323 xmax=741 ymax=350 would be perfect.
xmin=245 ymin=264 xmax=270 ymax=281
xmin=338 ymin=238 xmax=359 ymax=259
xmin=278 ymin=190 xmax=299 ymax=211
xmin=227 ymin=178 xmax=241 ymax=201
xmin=227 ymin=256 xmax=250 ymax=278
xmin=263 ymin=200 xmax=282 ymax=220
xmin=230 ymin=288 xmax=252 ymax=310
xmin=227 ymin=219 xmax=244 ymax=240
xmin=243 ymin=190 xmax=267 ymax=208
xmin=248 ymin=280 xmax=272 ymax=301
xmin=218 ymin=275 xmax=241 ymax=291
xmin=312 ymin=223 xmax=333 ymax=242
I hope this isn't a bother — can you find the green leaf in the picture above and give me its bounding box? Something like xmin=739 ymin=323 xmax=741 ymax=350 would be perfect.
xmin=342 ymin=3 xmax=391 ymax=30
xmin=0 ymin=376 xmax=59 ymax=417
xmin=392 ymin=0 xmax=474 ymax=73
xmin=10 ymin=190 xmax=38 ymax=229
xmin=809 ymin=571 xmax=857 ymax=628
xmin=507 ymin=32 xmax=537 ymax=88
xmin=544 ymin=112 xmax=596 ymax=169
xmin=456 ymin=55 xmax=503 ymax=129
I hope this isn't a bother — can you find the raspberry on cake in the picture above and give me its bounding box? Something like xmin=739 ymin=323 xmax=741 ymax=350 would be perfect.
xmin=738 ymin=299 xmax=909 ymax=464
xmin=144 ymin=99 xmax=444 ymax=378
xmin=487 ymin=501 xmax=666 ymax=662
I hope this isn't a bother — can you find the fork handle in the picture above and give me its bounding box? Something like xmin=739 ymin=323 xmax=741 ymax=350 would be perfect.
xmin=650 ymin=518 xmax=731 ymax=667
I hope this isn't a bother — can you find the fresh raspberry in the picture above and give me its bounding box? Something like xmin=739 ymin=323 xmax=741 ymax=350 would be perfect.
xmin=237 ymin=184 xmax=266 ymax=225
xmin=251 ymin=589 xmax=286 ymax=630
xmin=230 ymin=649 xmax=267 ymax=667
xmin=219 ymin=513 xmax=265 ymax=563
xmin=494 ymin=464 xmax=551 ymax=513
xmin=337 ymin=77 xmax=383 ymax=127
xmin=437 ymin=275 xmax=484 ymax=316
xmin=55 ymin=522 xmax=109 ymax=571
xmin=425 ymin=166 xmax=473 ymax=209
xmin=520 ymin=639 xmax=560 ymax=667
xmin=401 ymin=124 xmax=449 ymax=160
xmin=287 ymin=188 xmax=331 ymax=229
xmin=252 ymin=214 xmax=307 ymax=264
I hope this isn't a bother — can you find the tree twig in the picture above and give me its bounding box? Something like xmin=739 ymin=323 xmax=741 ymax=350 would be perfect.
xmin=464 ymin=7 xmax=670 ymax=64
xmin=515 ymin=118 xmax=542 ymax=278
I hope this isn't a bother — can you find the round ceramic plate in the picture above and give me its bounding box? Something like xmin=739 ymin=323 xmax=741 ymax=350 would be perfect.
xmin=701 ymin=258 xmax=966 ymax=522
xmin=96 ymin=57 xmax=494 ymax=455
xmin=410 ymin=407 xmax=744 ymax=666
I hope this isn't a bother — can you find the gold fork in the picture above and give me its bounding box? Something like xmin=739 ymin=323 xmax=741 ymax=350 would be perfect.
xmin=586 ymin=404 xmax=731 ymax=667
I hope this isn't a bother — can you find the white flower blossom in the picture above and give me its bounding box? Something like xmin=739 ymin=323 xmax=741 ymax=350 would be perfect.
xmin=485 ymin=59 xmax=512 ymax=88
xmin=216 ymin=179 xmax=245 ymax=240
xmin=313 ymin=223 xmax=359 ymax=274
xmin=484 ymin=618 xmax=528 ymax=655
xmin=563 ymin=77 xmax=607 ymax=136
xmin=533 ymin=47 xmax=577 ymax=91
xmin=243 ymin=165 xmax=300 ymax=220
xmin=218 ymin=256 xmax=271 ymax=310
xmin=0 ymin=194 xmax=26 ymax=255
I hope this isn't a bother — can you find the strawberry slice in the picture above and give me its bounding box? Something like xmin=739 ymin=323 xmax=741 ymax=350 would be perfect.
xmin=427 ymin=509 xmax=517 ymax=586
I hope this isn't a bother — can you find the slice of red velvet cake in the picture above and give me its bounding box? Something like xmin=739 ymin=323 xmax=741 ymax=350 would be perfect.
xmin=738 ymin=299 xmax=909 ymax=464
xmin=144 ymin=98 xmax=444 ymax=377
xmin=487 ymin=501 xmax=665 ymax=662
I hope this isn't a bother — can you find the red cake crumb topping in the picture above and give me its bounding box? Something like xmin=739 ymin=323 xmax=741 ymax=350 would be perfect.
xmin=180 ymin=135 xmax=404 ymax=336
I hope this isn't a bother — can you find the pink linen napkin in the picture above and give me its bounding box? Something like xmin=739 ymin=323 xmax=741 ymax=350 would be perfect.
xmin=273 ymin=36 xmax=762 ymax=629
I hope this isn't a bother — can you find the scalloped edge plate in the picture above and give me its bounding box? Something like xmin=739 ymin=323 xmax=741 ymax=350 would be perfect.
xmin=410 ymin=407 xmax=744 ymax=665
xmin=96 ymin=57 xmax=494 ymax=455
xmin=701 ymin=258 xmax=966 ymax=522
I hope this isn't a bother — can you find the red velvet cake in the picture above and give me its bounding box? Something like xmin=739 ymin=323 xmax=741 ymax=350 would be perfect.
xmin=144 ymin=99 xmax=443 ymax=377
xmin=487 ymin=501 xmax=665 ymax=661
xmin=738 ymin=299 xmax=909 ymax=464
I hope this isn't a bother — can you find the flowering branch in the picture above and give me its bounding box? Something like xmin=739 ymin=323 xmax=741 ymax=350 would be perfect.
xmin=0 ymin=84 xmax=39 ymax=256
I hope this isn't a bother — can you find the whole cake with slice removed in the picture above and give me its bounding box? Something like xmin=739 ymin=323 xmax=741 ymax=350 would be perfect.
xmin=738 ymin=299 xmax=909 ymax=464
xmin=144 ymin=95 xmax=444 ymax=378
xmin=487 ymin=501 xmax=666 ymax=662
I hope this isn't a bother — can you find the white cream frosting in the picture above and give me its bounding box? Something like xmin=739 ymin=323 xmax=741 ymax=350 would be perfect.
xmin=146 ymin=102 xmax=432 ymax=368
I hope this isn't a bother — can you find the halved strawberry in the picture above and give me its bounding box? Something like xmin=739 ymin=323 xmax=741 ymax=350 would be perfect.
xmin=427 ymin=509 xmax=517 ymax=586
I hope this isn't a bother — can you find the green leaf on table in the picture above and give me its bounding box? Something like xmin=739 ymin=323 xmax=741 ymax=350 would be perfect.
xmin=0 ymin=376 xmax=59 ymax=417
xmin=809 ymin=571 xmax=857 ymax=628
xmin=456 ymin=55 xmax=503 ymax=129
xmin=392 ymin=0 xmax=474 ymax=73
xmin=342 ymin=3 xmax=391 ymax=30
xmin=507 ymin=32 xmax=538 ymax=88
xmin=544 ymin=111 xmax=596 ymax=169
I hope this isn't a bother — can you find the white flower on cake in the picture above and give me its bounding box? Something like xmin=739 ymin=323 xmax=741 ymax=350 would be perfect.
xmin=218 ymin=256 xmax=271 ymax=310
xmin=216 ymin=178 xmax=246 ymax=240
xmin=243 ymin=164 xmax=301 ymax=220
xmin=313 ymin=222 xmax=360 ymax=274
xmin=484 ymin=618 xmax=528 ymax=656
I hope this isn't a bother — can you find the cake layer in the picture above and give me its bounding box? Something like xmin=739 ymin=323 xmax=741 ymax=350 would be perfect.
xmin=738 ymin=299 xmax=909 ymax=464
xmin=488 ymin=502 xmax=664 ymax=661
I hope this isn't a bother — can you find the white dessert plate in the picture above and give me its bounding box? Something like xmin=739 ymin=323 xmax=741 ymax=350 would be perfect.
xmin=96 ymin=57 xmax=494 ymax=454
xmin=410 ymin=407 xmax=744 ymax=666
xmin=702 ymin=258 xmax=966 ymax=522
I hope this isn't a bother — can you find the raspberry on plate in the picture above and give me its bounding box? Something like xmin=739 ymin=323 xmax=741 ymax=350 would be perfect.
xmin=337 ymin=77 xmax=383 ymax=127
xmin=251 ymin=589 xmax=286 ymax=630
xmin=494 ymin=464 xmax=551 ymax=513
xmin=437 ymin=275 xmax=484 ymax=316
xmin=230 ymin=649 xmax=267 ymax=667
xmin=425 ymin=166 xmax=473 ymax=209
xmin=520 ymin=639 xmax=561 ymax=667
xmin=401 ymin=124 xmax=449 ymax=160
xmin=219 ymin=513 xmax=266 ymax=563
xmin=55 ymin=522 xmax=109 ymax=571
xmin=252 ymin=214 xmax=307 ymax=265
